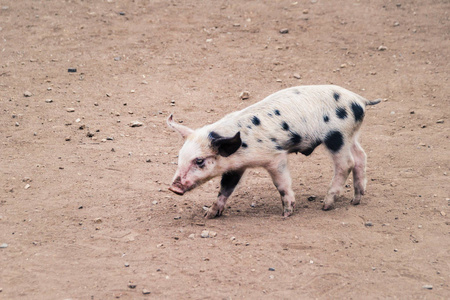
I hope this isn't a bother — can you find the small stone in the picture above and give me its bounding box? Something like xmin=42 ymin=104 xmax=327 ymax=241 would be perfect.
xmin=394 ymin=249 xmax=398 ymax=252
xmin=230 ymin=236 xmax=236 ymax=241
xmin=365 ymin=222 xmax=373 ymax=227
xmin=340 ymin=63 xmax=347 ymax=68
xmin=124 ymin=262 xmax=130 ymax=267
xmin=393 ymin=21 xmax=400 ymax=27
xmin=250 ymin=203 xmax=256 ymax=208
xmin=174 ymin=216 xmax=181 ymax=220
xmin=307 ymin=195 xmax=316 ymax=202
xmin=409 ymin=110 xmax=415 ymax=114
xmin=65 ymin=136 xmax=71 ymax=141
xmin=129 ymin=121 xmax=143 ymax=127
xmin=436 ymin=119 xmax=444 ymax=124
xmin=440 ymin=211 xmax=446 ymax=216
xmin=201 ymin=230 xmax=210 ymax=238
xmin=15 ymin=122 xmax=19 ymax=127
xmin=146 ymin=158 xmax=152 ymax=163
xmin=128 ymin=282 xmax=136 ymax=289
xmin=188 ymin=233 xmax=195 ymax=239
xmin=68 ymin=68 xmax=77 ymax=73
xmin=279 ymin=28 xmax=289 ymax=34
xmin=0 ymin=243 xmax=8 ymax=248
xmin=23 ymin=91 xmax=32 ymax=97
xmin=66 ymin=108 xmax=75 ymax=112
xmin=152 ymin=200 xmax=158 ymax=205
xmin=239 ymin=91 xmax=250 ymax=100
xmin=293 ymin=73 xmax=301 ymax=79
xmin=268 ymin=267 xmax=275 ymax=271
xmin=378 ymin=45 xmax=387 ymax=51
xmin=114 ymin=57 xmax=121 ymax=61
xmin=303 ymin=9 xmax=309 ymax=14
xmin=45 ymin=99 xmax=53 ymax=103
xmin=422 ymin=285 xmax=433 ymax=290
xmin=24 ymin=184 xmax=30 ymax=189
xmin=94 ymin=218 xmax=102 ymax=224
xmin=142 ymin=289 xmax=151 ymax=295
xmin=156 ymin=243 xmax=164 ymax=248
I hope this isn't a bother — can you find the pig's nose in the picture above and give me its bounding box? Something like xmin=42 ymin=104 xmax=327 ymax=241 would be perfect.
xmin=169 ymin=184 xmax=185 ymax=195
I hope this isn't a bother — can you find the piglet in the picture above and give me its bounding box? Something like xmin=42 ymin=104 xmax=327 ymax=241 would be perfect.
xmin=167 ymin=85 xmax=380 ymax=218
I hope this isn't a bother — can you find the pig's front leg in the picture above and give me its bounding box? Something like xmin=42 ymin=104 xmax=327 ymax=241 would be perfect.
xmin=205 ymin=169 xmax=245 ymax=219
xmin=266 ymin=154 xmax=295 ymax=217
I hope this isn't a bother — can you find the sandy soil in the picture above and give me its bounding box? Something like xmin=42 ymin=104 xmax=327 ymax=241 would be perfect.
xmin=1 ymin=0 xmax=449 ymax=298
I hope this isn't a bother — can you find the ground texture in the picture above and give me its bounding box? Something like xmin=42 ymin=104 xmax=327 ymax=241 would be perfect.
xmin=0 ymin=0 xmax=449 ymax=298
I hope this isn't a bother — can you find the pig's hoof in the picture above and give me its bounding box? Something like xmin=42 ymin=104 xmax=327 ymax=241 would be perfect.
xmin=204 ymin=208 xmax=221 ymax=219
xmin=282 ymin=208 xmax=293 ymax=217
xmin=322 ymin=203 xmax=334 ymax=211
xmin=350 ymin=198 xmax=361 ymax=206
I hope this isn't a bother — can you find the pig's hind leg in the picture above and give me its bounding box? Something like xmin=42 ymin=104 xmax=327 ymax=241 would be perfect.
xmin=323 ymin=140 xmax=355 ymax=211
xmin=266 ymin=153 xmax=296 ymax=217
xmin=350 ymin=137 xmax=367 ymax=206
xmin=205 ymin=169 xmax=245 ymax=219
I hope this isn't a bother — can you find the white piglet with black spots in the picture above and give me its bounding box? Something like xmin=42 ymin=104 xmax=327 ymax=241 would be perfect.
xmin=167 ymin=85 xmax=380 ymax=218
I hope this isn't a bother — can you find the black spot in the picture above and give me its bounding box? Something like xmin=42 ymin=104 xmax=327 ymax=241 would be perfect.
xmin=247 ymin=125 xmax=252 ymax=129
xmin=281 ymin=121 xmax=289 ymax=131
xmin=274 ymin=109 xmax=281 ymax=116
xmin=336 ymin=107 xmax=348 ymax=119
xmin=208 ymin=131 xmax=222 ymax=140
xmin=251 ymin=116 xmax=261 ymax=126
xmin=270 ymin=137 xmax=277 ymax=142
xmin=268 ymin=113 xmax=273 ymax=117
xmin=351 ymin=102 xmax=365 ymax=122
xmin=333 ymin=92 xmax=340 ymax=101
xmin=293 ymin=89 xmax=301 ymax=95
xmin=237 ymin=122 xmax=242 ymax=128
xmin=257 ymin=139 xmax=263 ymax=143
xmin=300 ymin=140 xmax=322 ymax=156
xmin=275 ymin=145 xmax=283 ymax=151
xmin=242 ymin=142 xmax=248 ymax=148
xmin=323 ymin=115 xmax=330 ymax=123
xmin=289 ymin=132 xmax=302 ymax=145
xmin=220 ymin=170 xmax=244 ymax=197
xmin=279 ymin=190 xmax=286 ymax=197
xmin=324 ymin=130 xmax=344 ymax=153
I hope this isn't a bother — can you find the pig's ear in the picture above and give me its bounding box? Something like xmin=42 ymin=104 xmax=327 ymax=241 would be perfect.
xmin=211 ymin=132 xmax=242 ymax=157
xmin=167 ymin=114 xmax=194 ymax=139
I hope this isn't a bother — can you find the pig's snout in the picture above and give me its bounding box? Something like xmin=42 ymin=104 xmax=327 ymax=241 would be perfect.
xmin=169 ymin=177 xmax=186 ymax=195
xmin=169 ymin=184 xmax=185 ymax=195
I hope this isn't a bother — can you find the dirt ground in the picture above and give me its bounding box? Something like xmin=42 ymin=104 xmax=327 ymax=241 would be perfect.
xmin=1 ymin=0 xmax=449 ymax=298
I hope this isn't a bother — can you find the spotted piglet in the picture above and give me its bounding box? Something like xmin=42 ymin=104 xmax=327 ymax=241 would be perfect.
xmin=167 ymin=85 xmax=380 ymax=218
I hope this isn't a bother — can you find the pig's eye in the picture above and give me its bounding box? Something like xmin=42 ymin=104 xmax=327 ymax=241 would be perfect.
xmin=195 ymin=158 xmax=205 ymax=167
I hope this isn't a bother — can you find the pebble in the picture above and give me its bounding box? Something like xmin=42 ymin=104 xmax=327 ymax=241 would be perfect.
xmin=307 ymin=195 xmax=316 ymax=202
xmin=124 ymin=262 xmax=130 ymax=267
xmin=45 ymin=99 xmax=53 ymax=103
xmin=378 ymin=45 xmax=387 ymax=51
xmin=114 ymin=57 xmax=121 ymax=61
xmin=422 ymin=285 xmax=433 ymax=290
xmin=188 ymin=233 xmax=195 ymax=239
xmin=94 ymin=218 xmax=102 ymax=224
xmin=142 ymin=289 xmax=151 ymax=295
xmin=239 ymin=91 xmax=250 ymax=100
xmin=129 ymin=121 xmax=143 ymax=127
xmin=127 ymin=282 xmax=136 ymax=289
xmin=0 ymin=243 xmax=8 ymax=248
xmin=68 ymin=68 xmax=77 ymax=73
xmin=440 ymin=211 xmax=446 ymax=216
xmin=268 ymin=267 xmax=275 ymax=271
xmin=66 ymin=108 xmax=75 ymax=112
xmin=152 ymin=200 xmax=158 ymax=205
xmin=24 ymin=184 xmax=30 ymax=189
xmin=393 ymin=21 xmax=400 ymax=27
xmin=24 ymin=91 xmax=32 ymax=97
xmin=15 ymin=122 xmax=19 ymax=127
xmin=279 ymin=28 xmax=289 ymax=34
xmin=436 ymin=119 xmax=444 ymax=123
xmin=201 ymin=230 xmax=217 ymax=238
xmin=365 ymin=222 xmax=373 ymax=227
xmin=65 ymin=136 xmax=71 ymax=141
xmin=293 ymin=73 xmax=301 ymax=79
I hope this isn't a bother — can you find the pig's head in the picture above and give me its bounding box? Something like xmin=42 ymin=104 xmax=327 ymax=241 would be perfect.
xmin=167 ymin=114 xmax=241 ymax=195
